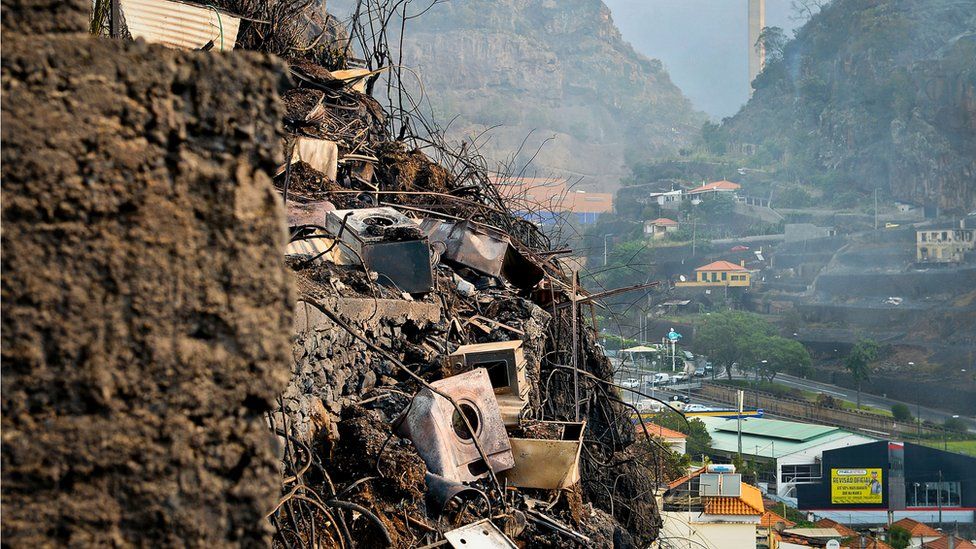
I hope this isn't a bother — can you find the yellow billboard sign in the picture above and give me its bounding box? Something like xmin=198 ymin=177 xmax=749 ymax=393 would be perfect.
xmin=830 ymin=468 xmax=883 ymax=504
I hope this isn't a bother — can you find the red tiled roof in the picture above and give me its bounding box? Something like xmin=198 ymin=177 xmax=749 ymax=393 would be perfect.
xmin=687 ymin=180 xmax=741 ymax=194
xmin=760 ymin=510 xmax=796 ymax=529
xmin=891 ymin=518 xmax=942 ymax=538
xmin=816 ymin=518 xmax=857 ymax=537
xmin=492 ymin=176 xmax=614 ymax=214
xmin=842 ymin=538 xmax=893 ymax=549
xmin=923 ymin=536 xmax=976 ymax=549
xmin=636 ymin=422 xmax=687 ymax=440
xmin=695 ymin=260 xmax=747 ymax=272
xmin=703 ymin=483 xmax=765 ymax=516
xmin=650 ymin=217 xmax=678 ymax=226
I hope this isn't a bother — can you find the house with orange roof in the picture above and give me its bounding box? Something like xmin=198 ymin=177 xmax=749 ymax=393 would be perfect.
xmin=675 ymin=259 xmax=752 ymax=288
xmin=687 ymin=179 xmax=742 ymax=197
xmin=663 ymin=466 xmax=765 ymax=549
xmin=643 ymin=217 xmax=679 ymax=239
xmin=759 ymin=510 xmax=797 ymax=548
xmin=815 ymin=517 xmax=857 ymax=538
xmin=635 ymin=421 xmax=687 ymax=454
xmin=891 ymin=518 xmax=942 ymax=547
xmin=922 ymin=535 xmax=976 ymax=549
xmin=843 ymin=537 xmax=894 ymax=549
xmin=490 ymin=175 xmax=613 ymax=225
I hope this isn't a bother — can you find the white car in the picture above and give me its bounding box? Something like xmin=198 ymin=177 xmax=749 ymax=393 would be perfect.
xmin=619 ymin=378 xmax=640 ymax=389
xmin=683 ymin=404 xmax=710 ymax=413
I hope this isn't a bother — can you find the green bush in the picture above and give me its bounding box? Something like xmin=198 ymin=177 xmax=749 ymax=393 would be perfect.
xmin=891 ymin=403 xmax=912 ymax=422
xmin=944 ymin=417 xmax=968 ymax=433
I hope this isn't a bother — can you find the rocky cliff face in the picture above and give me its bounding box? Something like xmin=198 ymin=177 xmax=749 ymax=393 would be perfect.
xmin=1 ymin=2 xmax=293 ymax=544
xmin=721 ymin=0 xmax=976 ymax=213
xmin=338 ymin=0 xmax=703 ymax=189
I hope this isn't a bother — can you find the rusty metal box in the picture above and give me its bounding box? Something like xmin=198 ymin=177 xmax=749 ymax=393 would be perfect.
xmin=501 ymin=421 xmax=585 ymax=490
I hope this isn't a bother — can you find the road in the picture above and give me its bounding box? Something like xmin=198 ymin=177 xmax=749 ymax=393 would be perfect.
xmin=726 ymin=371 xmax=975 ymax=432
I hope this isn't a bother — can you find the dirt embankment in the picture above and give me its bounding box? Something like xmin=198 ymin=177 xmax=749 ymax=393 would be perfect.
xmin=1 ymin=2 xmax=293 ymax=545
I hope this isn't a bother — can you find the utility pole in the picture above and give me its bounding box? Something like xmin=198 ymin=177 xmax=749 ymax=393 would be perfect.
xmin=737 ymin=390 xmax=744 ymax=461
xmin=603 ymin=234 xmax=614 ymax=266
xmin=938 ymin=469 xmax=943 ymax=527
xmin=571 ymin=269 xmax=580 ymax=421
xmin=110 ymin=0 xmax=121 ymax=38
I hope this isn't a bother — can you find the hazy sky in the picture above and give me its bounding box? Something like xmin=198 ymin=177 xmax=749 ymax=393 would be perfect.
xmin=604 ymin=0 xmax=804 ymax=119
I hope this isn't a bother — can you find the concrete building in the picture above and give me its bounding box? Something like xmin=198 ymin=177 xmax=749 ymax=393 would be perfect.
xmin=748 ymin=0 xmax=766 ymax=86
xmin=784 ymin=223 xmax=837 ymax=243
xmin=644 ymin=217 xmax=679 ymax=239
xmin=662 ymin=467 xmax=765 ymax=549
xmin=697 ymin=417 xmax=875 ymax=502
xmin=649 ymin=188 xmax=684 ymax=210
xmin=676 ymin=260 xmax=752 ymax=287
xmin=916 ymin=221 xmax=975 ymax=263
xmin=491 ymin=175 xmax=613 ymax=225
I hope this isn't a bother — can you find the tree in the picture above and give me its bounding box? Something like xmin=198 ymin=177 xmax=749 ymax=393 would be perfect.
xmin=891 ymin=403 xmax=912 ymax=422
xmin=695 ymin=311 xmax=775 ymax=380
xmin=888 ymin=525 xmax=911 ymax=549
xmin=756 ymin=336 xmax=811 ymax=382
xmin=845 ymin=339 xmax=879 ymax=409
xmin=757 ymin=26 xmax=787 ymax=63
xmin=656 ymin=414 xmax=713 ymax=458
xmin=944 ymin=417 xmax=968 ymax=433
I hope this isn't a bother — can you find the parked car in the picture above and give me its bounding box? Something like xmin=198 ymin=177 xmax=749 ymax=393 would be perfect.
xmin=670 ymin=395 xmax=691 ymax=404
xmin=672 ymin=372 xmax=691 ymax=383
xmin=683 ymin=404 xmax=710 ymax=413
xmin=619 ymin=378 xmax=640 ymax=389
xmin=693 ymin=366 xmax=706 ymax=378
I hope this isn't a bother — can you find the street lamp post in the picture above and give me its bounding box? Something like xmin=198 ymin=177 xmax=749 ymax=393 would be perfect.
xmin=603 ymin=233 xmax=615 ymax=266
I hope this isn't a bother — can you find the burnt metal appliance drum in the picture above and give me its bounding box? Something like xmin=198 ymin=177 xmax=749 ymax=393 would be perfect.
xmin=326 ymin=207 xmax=433 ymax=293
xmin=397 ymin=368 xmax=514 ymax=483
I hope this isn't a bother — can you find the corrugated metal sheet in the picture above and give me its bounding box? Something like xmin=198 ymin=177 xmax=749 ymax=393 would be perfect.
xmin=120 ymin=0 xmax=241 ymax=51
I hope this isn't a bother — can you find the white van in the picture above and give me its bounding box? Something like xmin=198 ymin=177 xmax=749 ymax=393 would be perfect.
xmin=652 ymin=373 xmax=671 ymax=385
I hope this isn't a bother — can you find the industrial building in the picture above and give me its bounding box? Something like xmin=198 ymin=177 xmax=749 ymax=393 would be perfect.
xmin=796 ymin=441 xmax=976 ymax=525
xmin=697 ymin=416 xmax=875 ymax=502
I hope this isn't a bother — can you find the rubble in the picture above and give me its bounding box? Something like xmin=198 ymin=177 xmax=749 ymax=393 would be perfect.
xmin=1 ymin=0 xmax=679 ymax=546
xmin=266 ymin=13 xmax=675 ymax=544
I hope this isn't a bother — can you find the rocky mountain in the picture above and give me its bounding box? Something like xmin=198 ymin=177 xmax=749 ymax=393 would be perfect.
xmin=334 ymin=0 xmax=704 ymax=190
xmin=717 ymin=0 xmax=976 ymax=213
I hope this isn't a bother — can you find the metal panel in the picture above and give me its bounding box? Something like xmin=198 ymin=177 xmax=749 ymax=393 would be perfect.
xmin=444 ymin=520 xmax=517 ymax=549
xmin=121 ymin=0 xmax=241 ymax=51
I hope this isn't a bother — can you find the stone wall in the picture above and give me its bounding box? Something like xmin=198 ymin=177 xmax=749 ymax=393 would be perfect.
xmin=1 ymin=3 xmax=293 ymax=544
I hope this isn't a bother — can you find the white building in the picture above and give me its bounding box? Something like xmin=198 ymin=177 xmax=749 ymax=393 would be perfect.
xmin=697 ymin=417 xmax=875 ymax=504
xmin=662 ymin=467 xmax=765 ymax=549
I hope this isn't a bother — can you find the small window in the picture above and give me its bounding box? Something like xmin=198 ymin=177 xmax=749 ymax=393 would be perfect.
xmin=722 ymin=272 xmax=727 ymax=281
xmin=921 ymin=233 xmax=927 ymax=242
xmin=942 ymin=231 xmax=948 ymax=240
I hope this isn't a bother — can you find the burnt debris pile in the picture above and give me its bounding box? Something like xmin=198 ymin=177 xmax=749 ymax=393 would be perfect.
xmin=268 ymin=27 xmax=668 ymax=549
xmin=1 ymin=0 xmax=675 ymax=546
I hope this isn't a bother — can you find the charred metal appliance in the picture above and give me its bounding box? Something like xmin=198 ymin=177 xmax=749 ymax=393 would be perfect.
xmin=397 ymin=368 xmax=514 ymax=483
xmin=326 ymin=207 xmax=433 ymax=293
xmin=502 ymin=421 xmax=586 ymax=490
xmin=420 ymin=219 xmax=544 ymax=290
xmin=445 ymin=340 xmax=529 ymax=426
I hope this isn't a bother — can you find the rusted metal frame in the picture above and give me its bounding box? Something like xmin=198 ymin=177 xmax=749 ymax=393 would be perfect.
xmin=304 ymin=299 xmax=508 ymax=502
